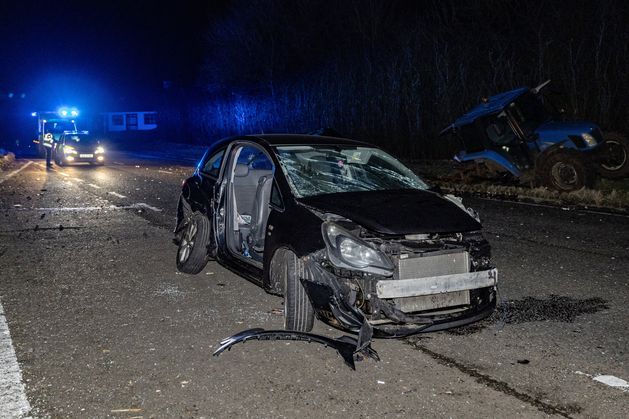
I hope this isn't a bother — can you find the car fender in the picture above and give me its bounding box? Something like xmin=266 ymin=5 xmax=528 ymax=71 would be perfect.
xmin=175 ymin=176 xmax=212 ymax=232
xmin=262 ymin=203 xmax=326 ymax=294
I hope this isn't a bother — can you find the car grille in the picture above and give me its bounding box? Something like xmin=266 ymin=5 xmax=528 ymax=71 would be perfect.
xmin=397 ymin=251 xmax=470 ymax=280
xmin=394 ymin=251 xmax=471 ymax=313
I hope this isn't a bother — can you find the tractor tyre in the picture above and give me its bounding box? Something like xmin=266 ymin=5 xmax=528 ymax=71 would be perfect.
xmin=537 ymin=150 xmax=595 ymax=192
xmin=598 ymin=132 xmax=629 ymax=179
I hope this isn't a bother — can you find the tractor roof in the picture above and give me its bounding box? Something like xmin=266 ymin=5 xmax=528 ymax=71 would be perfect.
xmin=442 ymin=87 xmax=529 ymax=132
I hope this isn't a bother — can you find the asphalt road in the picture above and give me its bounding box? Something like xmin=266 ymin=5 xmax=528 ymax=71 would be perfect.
xmin=0 ymin=155 xmax=627 ymax=418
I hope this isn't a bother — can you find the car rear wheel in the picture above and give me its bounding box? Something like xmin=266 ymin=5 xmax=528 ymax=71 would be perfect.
xmin=272 ymin=248 xmax=314 ymax=332
xmin=176 ymin=211 xmax=211 ymax=274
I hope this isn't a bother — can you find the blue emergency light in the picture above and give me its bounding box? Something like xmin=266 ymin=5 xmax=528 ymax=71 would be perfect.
xmin=57 ymin=107 xmax=79 ymax=118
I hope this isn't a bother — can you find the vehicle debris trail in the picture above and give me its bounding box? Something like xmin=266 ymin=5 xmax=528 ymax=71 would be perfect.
xmin=213 ymin=328 xmax=380 ymax=370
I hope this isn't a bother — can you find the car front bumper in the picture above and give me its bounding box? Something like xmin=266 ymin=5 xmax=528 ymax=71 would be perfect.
xmin=300 ymin=256 xmax=497 ymax=338
xmin=62 ymin=153 xmax=105 ymax=164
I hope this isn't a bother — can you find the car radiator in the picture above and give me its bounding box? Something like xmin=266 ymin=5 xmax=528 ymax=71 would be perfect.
xmin=393 ymin=251 xmax=471 ymax=313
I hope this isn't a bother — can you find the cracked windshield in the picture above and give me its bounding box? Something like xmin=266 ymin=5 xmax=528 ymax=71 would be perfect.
xmin=276 ymin=145 xmax=428 ymax=197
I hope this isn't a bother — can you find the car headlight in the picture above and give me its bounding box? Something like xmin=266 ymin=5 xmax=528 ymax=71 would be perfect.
xmin=582 ymin=133 xmax=597 ymax=147
xmin=95 ymin=146 xmax=105 ymax=154
xmin=322 ymin=222 xmax=393 ymax=276
xmin=63 ymin=145 xmax=77 ymax=154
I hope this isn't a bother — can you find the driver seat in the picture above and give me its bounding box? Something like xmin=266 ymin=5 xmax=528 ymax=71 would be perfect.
xmin=247 ymin=175 xmax=273 ymax=252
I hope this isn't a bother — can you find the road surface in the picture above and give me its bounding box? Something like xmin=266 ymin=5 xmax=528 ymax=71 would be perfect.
xmin=0 ymin=155 xmax=627 ymax=418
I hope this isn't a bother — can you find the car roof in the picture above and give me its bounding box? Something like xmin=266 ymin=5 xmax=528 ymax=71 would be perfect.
xmin=203 ymin=134 xmax=378 ymax=158
xmin=245 ymin=134 xmax=372 ymax=147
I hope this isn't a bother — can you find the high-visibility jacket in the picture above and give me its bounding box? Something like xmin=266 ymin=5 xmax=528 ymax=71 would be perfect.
xmin=43 ymin=133 xmax=54 ymax=148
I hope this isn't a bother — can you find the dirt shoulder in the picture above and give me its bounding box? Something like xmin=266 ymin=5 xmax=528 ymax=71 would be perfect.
xmin=408 ymin=160 xmax=629 ymax=213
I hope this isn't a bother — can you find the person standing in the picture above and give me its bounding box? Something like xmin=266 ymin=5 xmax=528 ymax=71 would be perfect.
xmin=43 ymin=133 xmax=54 ymax=167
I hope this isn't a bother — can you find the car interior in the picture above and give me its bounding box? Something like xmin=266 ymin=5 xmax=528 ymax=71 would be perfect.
xmin=225 ymin=145 xmax=275 ymax=263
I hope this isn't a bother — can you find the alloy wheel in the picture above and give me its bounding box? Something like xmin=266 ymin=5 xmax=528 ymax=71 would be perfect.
xmin=178 ymin=220 xmax=198 ymax=263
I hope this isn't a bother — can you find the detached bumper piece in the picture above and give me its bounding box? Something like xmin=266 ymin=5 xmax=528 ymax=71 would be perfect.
xmin=213 ymin=328 xmax=379 ymax=370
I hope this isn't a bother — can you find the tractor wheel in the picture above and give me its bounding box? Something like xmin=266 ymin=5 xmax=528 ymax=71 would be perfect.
xmin=598 ymin=132 xmax=629 ymax=179
xmin=537 ymin=150 xmax=595 ymax=192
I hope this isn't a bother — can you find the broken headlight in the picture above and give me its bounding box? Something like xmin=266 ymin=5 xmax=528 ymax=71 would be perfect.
xmin=322 ymin=221 xmax=394 ymax=276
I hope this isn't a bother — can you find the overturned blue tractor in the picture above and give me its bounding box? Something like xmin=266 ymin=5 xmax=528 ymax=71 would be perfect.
xmin=441 ymin=81 xmax=629 ymax=191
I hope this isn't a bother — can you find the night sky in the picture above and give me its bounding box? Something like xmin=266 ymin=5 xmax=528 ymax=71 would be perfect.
xmin=1 ymin=1 xmax=225 ymax=111
xmin=2 ymin=1 xmax=628 ymax=152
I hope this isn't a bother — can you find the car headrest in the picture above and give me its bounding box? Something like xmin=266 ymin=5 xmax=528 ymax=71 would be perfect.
xmin=234 ymin=164 xmax=249 ymax=177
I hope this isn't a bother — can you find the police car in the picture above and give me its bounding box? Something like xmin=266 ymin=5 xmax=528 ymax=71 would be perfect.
xmin=53 ymin=131 xmax=106 ymax=166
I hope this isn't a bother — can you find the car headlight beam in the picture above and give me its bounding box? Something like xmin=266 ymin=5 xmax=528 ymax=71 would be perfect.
xmin=63 ymin=145 xmax=77 ymax=154
xmin=95 ymin=146 xmax=105 ymax=154
xmin=322 ymin=221 xmax=393 ymax=276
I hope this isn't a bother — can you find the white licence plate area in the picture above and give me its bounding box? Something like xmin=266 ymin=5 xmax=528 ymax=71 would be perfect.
xmin=79 ymin=154 xmax=94 ymax=158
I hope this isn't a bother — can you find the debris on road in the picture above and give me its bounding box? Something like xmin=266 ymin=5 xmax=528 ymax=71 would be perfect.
xmin=213 ymin=328 xmax=380 ymax=370
xmin=110 ymin=408 xmax=143 ymax=413
xmin=575 ymin=371 xmax=629 ymax=392
xmin=593 ymin=375 xmax=629 ymax=392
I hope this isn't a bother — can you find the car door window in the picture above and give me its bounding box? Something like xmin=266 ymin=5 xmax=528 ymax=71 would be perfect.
xmin=270 ymin=181 xmax=283 ymax=209
xmin=201 ymin=149 xmax=225 ymax=178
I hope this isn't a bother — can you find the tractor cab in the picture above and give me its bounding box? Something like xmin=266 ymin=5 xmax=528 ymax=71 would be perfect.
xmin=442 ymin=81 xmax=627 ymax=191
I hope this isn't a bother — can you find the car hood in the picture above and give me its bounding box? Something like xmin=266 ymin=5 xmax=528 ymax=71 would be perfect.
xmin=65 ymin=142 xmax=100 ymax=152
xmin=535 ymin=121 xmax=599 ymax=142
xmin=298 ymin=189 xmax=481 ymax=235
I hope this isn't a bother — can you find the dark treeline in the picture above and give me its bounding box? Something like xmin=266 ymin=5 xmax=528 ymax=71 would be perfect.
xmin=162 ymin=0 xmax=629 ymax=158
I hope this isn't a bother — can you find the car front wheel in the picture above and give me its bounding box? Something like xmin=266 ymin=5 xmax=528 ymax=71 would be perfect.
xmin=176 ymin=211 xmax=211 ymax=274
xmin=272 ymin=248 xmax=315 ymax=332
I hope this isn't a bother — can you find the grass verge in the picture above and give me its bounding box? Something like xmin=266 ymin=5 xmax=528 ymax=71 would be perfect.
xmin=408 ymin=160 xmax=629 ymax=213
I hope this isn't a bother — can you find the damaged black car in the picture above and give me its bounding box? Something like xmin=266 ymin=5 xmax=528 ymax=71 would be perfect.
xmin=174 ymin=134 xmax=497 ymax=343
